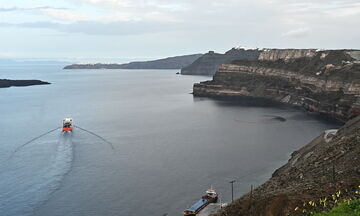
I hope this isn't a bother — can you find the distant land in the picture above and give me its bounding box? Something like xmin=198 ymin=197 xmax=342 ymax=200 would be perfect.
xmin=0 ymin=79 xmax=50 ymax=88
xmin=181 ymin=47 xmax=262 ymax=76
xmin=63 ymin=54 xmax=203 ymax=70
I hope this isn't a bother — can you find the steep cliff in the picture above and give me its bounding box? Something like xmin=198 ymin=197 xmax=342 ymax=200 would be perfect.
xmin=212 ymin=114 xmax=360 ymax=216
xmin=181 ymin=51 xmax=224 ymax=75
xmin=192 ymin=49 xmax=360 ymax=216
xmin=194 ymin=49 xmax=360 ymax=122
xmin=64 ymin=54 xmax=202 ymax=70
xmin=181 ymin=47 xmax=261 ymax=75
xmin=258 ymin=49 xmax=317 ymax=61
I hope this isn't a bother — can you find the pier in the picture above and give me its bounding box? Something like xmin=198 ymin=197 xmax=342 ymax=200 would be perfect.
xmin=197 ymin=203 xmax=224 ymax=216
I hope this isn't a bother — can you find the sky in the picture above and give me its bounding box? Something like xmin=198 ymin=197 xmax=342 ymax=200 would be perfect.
xmin=0 ymin=0 xmax=360 ymax=62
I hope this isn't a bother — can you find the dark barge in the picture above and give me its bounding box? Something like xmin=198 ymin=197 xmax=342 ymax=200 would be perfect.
xmin=183 ymin=188 xmax=218 ymax=216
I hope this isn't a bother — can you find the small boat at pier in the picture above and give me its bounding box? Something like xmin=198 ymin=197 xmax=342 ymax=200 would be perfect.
xmin=183 ymin=188 xmax=218 ymax=216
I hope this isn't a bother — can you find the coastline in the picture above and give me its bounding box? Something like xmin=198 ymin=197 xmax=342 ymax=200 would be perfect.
xmin=191 ymin=49 xmax=360 ymax=215
xmin=212 ymin=115 xmax=360 ymax=216
xmin=192 ymin=94 xmax=345 ymax=125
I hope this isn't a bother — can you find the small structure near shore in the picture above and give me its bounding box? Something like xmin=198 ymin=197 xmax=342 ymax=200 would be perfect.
xmin=197 ymin=203 xmax=226 ymax=216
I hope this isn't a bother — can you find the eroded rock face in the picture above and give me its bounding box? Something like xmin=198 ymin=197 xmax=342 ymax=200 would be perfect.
xmin=258 ymin=49 xmax=317 ymax=61
xmin=181 ymin=51 xmax=225 ymax=76
xmin=194 ymin=49 xmax=360 ymax=122
xmin=197 ymin=49 xmax=360 ymax=216
xmin=181 ymin=48 xmax=261 ymax=76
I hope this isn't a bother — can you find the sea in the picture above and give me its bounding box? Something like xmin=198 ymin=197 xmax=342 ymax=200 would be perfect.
xmin=0 ymin=63 xmax=339 ymax=216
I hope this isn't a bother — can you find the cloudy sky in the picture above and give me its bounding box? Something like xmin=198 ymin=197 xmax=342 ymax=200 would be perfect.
xmin=0 ymin=0 xmax=360 ymax=61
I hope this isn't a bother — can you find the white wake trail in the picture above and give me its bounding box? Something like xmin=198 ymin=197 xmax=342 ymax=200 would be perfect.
xmin=0 ymin=133 xmax=74 ymax=216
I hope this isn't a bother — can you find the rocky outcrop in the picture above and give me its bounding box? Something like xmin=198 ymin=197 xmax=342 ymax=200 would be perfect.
xmin=181 ymin=51 xmax=225 ymax=76
xmin=181 ymin=47 xmax=261 ymax=76
xmin=212 ymin=114 xmax=360 ymax=216
xmin=193 ymin=48 xmax=360 ymax=216
xmin=194 ymin=49 xmax=360 ymax=122
xmin=63 ymin=54 xmax=202 ymax=70
xmin=0 ymin=79 xmax=50 ymax=88
xmin=258 ymin=49 xmax=317 ymax=61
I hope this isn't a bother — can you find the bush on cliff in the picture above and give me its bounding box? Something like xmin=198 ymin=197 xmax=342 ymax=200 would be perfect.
xmin=314 ymin=199 xmax=360 ymax=216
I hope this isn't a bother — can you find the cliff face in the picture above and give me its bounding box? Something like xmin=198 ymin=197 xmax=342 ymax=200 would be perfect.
xmin=181 ymin=51 xmax=224 ymax=75
xmin=64 ymin=54 xmax=202 ymax=70
xmin=194 ymin=49 xmax=360 ymax=216
xmin=181 ymin=48 xmax=261 ymax=76
xmin=213 ymin=114 xmax=360 ymax=216
xmin=258 ymin=49 xmax=317 ymax=61
xmin=194 ymin=49 xmax=360 ymax=122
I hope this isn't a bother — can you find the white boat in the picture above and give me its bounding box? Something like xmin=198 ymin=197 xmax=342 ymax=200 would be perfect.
xmin=62 ymin=118 xmax=73 ymax=132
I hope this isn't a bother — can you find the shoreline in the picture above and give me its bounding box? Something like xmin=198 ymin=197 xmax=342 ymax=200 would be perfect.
xmin=192 ymin=94 xmax=344 ymax=125
xmin=209 ymin=101 xmax=360 ymax=216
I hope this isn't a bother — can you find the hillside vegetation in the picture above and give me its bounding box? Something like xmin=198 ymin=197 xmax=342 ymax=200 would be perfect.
xmin=314 ymin=199 xmax=360 ymax=216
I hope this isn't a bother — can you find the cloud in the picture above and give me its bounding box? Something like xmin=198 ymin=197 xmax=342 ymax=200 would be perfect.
xmin=0 ymin=0 xmax=359 ymax=59
xmin=0 ymin=7 xmax=18 ymax=12
xmin=81 ymin=0 xmax=189 ymax=10
xmin=0 ymin=20 xmax=182 ymax=36
xmin=282 ymin=27 xmax=311 ymax=38
xmin=282 ymin=1 xmax=360 ymax=17
xmin=40 ymin=8 xmax=87 ymax=21
xmin=325 ymin=2 xmax=360 ymax=17
xmin=0 ymin=6 xmax=86 ymax=22
xmin=64 ymin=20 xmax=179 ymax=35
xmin=0 ymin=52 xmax=17 ymax=58
xmin=64 ymin=0 xmax=194 ymax=22
xmin=0 ymin=6 xmax=68 ymax=12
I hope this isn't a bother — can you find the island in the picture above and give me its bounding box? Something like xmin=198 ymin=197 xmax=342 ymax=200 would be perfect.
xmin=0 ymin=79 xmax=50 ymax=88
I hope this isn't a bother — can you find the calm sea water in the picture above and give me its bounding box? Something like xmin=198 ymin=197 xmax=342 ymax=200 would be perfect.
xmin=0 ymin=64 xmax=339 ymax=216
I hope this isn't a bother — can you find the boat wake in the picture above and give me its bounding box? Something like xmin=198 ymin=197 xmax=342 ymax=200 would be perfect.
xmin=0 ymin=132 xmax=74 ymax=216
xmin=74 ymin=125 xmax=115 ymax=151
xmin=0 ymin=125 xmax=114 ymax=216
xmin=7 ymin=127 xmax=61 ymax=160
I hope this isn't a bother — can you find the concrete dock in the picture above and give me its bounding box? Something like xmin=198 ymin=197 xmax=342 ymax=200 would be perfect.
xmin=197 ymin=203 xmax=224 ymax=216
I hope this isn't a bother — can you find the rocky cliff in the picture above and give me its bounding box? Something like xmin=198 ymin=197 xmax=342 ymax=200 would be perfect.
xmin=0 ymin=79 xmax=50 ymax=88
xmin=64 ymin=54 xmax=202 ymax=70
xmin=181 ymin=47 xmax=262 ymax=76
xmin=194 ymin=49 xmax=360 ymax=122
xmin=213 ymin=114 xmax=360 ymax=216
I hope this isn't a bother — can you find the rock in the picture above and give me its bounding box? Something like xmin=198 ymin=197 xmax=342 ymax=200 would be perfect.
xmin=181 ymin=47 xmax=261 ymax=75
xmin=258 ymin=49 xmax=317 ymax=61
xmin=193 ymin=49 xmax=360 ymax=122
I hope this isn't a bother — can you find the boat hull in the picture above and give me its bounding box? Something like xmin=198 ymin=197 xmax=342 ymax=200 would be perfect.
xmin=183 ymin=196 xmax=218 ymax=216
xmin=62 ymin=127 xmax=73 ymax=132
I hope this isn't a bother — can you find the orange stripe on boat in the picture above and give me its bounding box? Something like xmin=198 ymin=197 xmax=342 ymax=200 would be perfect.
xmin=62 ymin=127 xmax=73 ymax=131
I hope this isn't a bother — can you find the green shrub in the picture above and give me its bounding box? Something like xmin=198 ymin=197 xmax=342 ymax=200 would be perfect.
xmin=313 ymin=199 xmax=360 ymax=216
